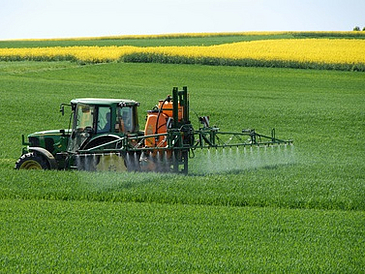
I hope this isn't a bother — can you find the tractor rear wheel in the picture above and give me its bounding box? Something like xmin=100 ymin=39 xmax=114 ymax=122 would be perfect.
xmin=15 ymin=152 xmax=49 ymax=170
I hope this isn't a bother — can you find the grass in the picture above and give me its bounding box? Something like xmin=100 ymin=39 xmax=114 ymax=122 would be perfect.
xmin=0 ymin=61 xmax=365 ymax=272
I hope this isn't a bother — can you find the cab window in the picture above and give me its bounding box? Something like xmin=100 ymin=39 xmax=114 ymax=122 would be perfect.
xmin=117 ymin=106 xmax=139 ymax=133
xmin=97 ymin=106 xmax=112 ymax=133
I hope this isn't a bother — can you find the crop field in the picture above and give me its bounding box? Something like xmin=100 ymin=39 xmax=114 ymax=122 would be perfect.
xmin=0 ymin=33 xmax=365 ymax=272
xmin=1 ymin=31 xmax=365 ymax=71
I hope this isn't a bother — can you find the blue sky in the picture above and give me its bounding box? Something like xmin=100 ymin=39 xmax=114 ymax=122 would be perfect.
xmin=1 ymin=0 xmax=364 ymax=40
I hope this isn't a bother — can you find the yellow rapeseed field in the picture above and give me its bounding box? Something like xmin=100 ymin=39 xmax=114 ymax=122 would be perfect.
xmin=0 ymin=46 xmax=140 ymax=63
xmin=1 ymin=38 xmax=364 ymax=69
xmin=143 ymin=39 xmax=365 ymax=65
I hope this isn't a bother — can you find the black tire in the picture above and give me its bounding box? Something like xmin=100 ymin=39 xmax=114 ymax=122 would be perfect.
xmin=15 ymin=152 xmax=49 ymax=170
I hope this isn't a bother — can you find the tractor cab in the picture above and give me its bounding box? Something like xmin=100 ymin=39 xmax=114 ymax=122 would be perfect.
xmin=67 ymin=98 xmax=140 ymax=153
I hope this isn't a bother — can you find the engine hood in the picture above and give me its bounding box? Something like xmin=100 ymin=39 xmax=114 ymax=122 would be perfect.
xmin=28 ymin=129 xmax=71 ymax=138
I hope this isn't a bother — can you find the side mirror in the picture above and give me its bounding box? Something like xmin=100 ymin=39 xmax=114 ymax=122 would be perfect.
xmin=60 ymin=103 xmax=71 ymax=116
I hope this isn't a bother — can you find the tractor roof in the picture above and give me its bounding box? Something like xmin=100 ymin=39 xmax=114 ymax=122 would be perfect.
xmin=70 ymin=98 xmax=139 ymax=106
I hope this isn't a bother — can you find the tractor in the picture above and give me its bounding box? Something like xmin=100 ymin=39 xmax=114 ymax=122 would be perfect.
xmin=15 ymin=87 xmax=292 ymax=174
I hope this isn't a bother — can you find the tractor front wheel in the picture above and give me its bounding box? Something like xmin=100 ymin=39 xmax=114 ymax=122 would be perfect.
xmin=15 ymin=152 xmax=49 ymax=170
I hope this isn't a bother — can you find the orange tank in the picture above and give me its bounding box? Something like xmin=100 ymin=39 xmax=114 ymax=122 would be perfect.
xmin=157 ymin=100 xmax=183 ymax=121
xmin=144 ymin=111 xmax=168 ymax=147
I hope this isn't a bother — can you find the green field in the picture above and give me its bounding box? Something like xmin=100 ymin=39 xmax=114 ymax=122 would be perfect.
xmin=0 ymin=35 xmax=365 ymax=272
xmin=0 ymin=34 xmax=294 ymax=48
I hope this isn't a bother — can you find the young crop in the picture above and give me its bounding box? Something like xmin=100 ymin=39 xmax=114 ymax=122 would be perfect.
xmin=1 ymin=199 xmax=364 ymax=273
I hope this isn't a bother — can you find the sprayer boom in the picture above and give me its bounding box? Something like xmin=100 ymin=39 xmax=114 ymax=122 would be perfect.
xmin=194 ymin=127 xmax=292 ymax=149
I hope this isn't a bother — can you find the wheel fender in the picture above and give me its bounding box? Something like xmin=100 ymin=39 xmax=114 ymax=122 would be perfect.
xmin=28 ymin=147 xmax=58 ymax=169
xmin=81 ymin=134 xmax=123 ymax=150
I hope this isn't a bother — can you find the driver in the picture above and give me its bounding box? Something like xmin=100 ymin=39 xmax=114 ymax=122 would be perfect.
xmin=100 ymin=112 xmax=111 ymax=133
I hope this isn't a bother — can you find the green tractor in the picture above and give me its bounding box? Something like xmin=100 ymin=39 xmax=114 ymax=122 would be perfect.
xmin=15 ymin=87 xmax=292 ymax=174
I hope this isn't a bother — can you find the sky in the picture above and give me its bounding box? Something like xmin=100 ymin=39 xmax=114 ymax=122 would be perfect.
xmin=1 ymin=0 xmax=364 ymax=40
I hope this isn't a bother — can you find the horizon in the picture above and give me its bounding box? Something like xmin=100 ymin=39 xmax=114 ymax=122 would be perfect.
xmin=2 ymin=30 xmax=365 ymax=42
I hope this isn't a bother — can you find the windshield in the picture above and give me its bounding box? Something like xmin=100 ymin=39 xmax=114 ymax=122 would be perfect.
xmin=68 ymin=104 xmax=95 ymax=152
xmin=76 ymin=104 xmax=94 ymax=130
